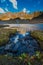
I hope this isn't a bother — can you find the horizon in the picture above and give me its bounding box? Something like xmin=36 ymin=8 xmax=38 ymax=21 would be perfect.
xmin=0 ymin=10 xmax=43 ymax=14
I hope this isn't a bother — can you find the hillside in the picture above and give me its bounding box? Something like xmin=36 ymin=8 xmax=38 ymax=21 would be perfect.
xmin=0 ymin=11 xmax=42 ymax=20
xmin=30 ymin=13 xmax=43 ymax=23
xmin=0 ymin=11 xmax=43 ymax=24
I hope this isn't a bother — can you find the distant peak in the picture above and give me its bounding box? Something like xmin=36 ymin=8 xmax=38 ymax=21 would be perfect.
xmin=0 ymin=11 xmax=43 ymax=20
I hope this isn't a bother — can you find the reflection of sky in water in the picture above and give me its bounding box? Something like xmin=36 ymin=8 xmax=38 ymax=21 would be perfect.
xmin=8 ymin=24 xmax=43 ymax=30
xmin=0 ymin=32 xmax=40 ymax=56
xmin=0 ymin=22 xmax=43 ymax=30
xmin=7 ymin=32 xmax=40 ymax=56
xmin=35 ymin=24 xmax=43 ymax=30
xmin=14 ymin=35 xmax=19 ymax=43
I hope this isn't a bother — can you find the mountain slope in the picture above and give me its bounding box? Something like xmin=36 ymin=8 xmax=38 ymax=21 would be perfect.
xmin=0 ymin=11 xmax=43 ymax=24
xmin=30 ymin=13 xmax=43 ymax=23
xmin=0 ymin=12 xmax=42 ymax=20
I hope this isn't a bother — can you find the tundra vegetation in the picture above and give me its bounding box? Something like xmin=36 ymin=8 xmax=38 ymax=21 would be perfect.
xmin=0 ymin=28 xmax=17 ymax=46
xmin=31 ymin=30 xmax=43 ymax=50
xmin=0 ymin=52 xmax=43 ymax=65
xmin=0 ymin=28 xmax=43 ymax=65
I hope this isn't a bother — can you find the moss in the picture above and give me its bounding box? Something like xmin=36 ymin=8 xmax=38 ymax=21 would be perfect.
xmin=31 ymin=31 xmax=43 ymax=41
xmin=31 ymin=31 xmax=43 ymax=50
xmin=0 ymin=52 xmax=43 ymax=65
xmin=0 ymin=28 xmax=17 ymax=46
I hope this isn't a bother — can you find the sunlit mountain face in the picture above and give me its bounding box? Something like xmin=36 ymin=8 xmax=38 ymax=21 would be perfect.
xmin=0 ymin=0 xmax=43 ymax=13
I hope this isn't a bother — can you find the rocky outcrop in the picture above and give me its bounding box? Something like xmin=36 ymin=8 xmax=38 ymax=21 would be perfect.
xmin=0 ymin=11 xmax=42 ymax=20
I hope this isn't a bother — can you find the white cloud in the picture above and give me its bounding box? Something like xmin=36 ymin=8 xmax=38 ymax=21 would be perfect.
xmin=5 ymin=8 xmax=8 ymax=12
xmin=23 ymin=8 xmax=30 ymax=13
xmin=0 ymin=8 xmax=5 ymax=13
xmin=9 ymin=0 xmax=18 ymax=9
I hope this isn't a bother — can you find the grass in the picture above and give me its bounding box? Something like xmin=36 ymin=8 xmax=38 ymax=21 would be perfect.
xmin=0 ymin=28 xmax=43 ymax=65
xmin=0 ymin=28 xmax=17 ymax=46
xmin=0 ymin=52 xmax=43 ymax=65
xmin=31 ymin=30 xmax=43 ymax=50
xmin=31 ymin=31 xmax=43 ymax=41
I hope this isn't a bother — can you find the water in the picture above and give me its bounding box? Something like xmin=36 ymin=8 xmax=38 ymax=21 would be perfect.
xmin=0 ymin=23 xmax=43 ymax=56
xmin=0 ymin=21 xmax=43 ymax=30
xmin=4 ymin=24 xmax=43 ymax=30
xmin=0 ymin=32 xmax=40 ymax=56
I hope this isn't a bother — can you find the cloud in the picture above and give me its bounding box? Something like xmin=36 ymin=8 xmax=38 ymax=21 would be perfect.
xmin=5 ymin=8 xmax=9 ymax=12
xmin=9 ymin=0 xmax=18 ymax=9
xmin=0 ymin=8 xmax=5 ymax=13
xmin=23 ymin=8 xmax=30 ymax=13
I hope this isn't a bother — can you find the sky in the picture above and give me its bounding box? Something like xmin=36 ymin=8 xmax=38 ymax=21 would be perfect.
xmin=0 ymin=0 xmax=43 ymax=13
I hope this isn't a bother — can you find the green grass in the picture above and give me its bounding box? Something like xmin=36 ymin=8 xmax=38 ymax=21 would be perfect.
xmin=0 ymin=28 xmax=17 ymax=46
xmin=0 ymin=29 xmax=43 ymax=65
xmin=31 ymin=31 xmax=43 ymax=41
xmin=31 ymin=31 xmax=43 ymax=50
xmin=0 ymin=52 xmax=43 ymax=65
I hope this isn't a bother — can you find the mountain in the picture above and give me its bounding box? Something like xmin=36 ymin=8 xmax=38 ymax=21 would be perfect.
xmin=30 ymin=12 xmax=43 ymax=23
xmin=0 ymin=11 xmax=42 ymax=21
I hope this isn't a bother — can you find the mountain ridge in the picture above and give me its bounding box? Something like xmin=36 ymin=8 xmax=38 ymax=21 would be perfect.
xmin=0 ymin=12 xmax=43 ymax=24
xmin=0 ymin=11 xmax=43 ymax=21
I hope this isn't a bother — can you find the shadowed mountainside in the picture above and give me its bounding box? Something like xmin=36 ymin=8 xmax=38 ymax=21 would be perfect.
xmin=0 ymin=11 xmax=43 ymax=24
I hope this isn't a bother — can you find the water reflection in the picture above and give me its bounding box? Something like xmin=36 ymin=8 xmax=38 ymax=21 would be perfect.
xmin=0 ymin=32 xmax=40 ymax=56
xmin=4 ymin=24 xmax=43 ymax=31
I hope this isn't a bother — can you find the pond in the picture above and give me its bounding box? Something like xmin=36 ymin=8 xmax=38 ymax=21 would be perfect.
xmin=0 ymin=32 xmax=40 ymax=56
xmin=4 ymin=24 xmax=43 ymax=30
